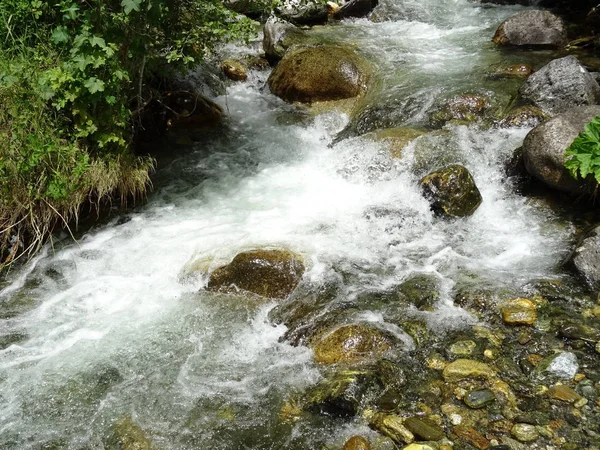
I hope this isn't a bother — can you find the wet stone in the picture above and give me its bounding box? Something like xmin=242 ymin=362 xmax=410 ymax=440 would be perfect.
xmin=510 ymin=423 xmax=539 ymax=442
xmin=370 ymin=413 xmax=415 ymax=445
xmin=443 ymin=359 xmax=496 ymax=382
xmin=548 ymin=385 xmax=583 ymax=403
xmin=500 ymin=298 xmax=537 ymax=326
xmin=343 ymin=435 xmax=372 ymax=450
xmin=402 ymin=444 xmax=436 ymax=450
xmin=312 ymin=324 xmax=392 ymax=365
xmin=449 ymin=340 xmax=477 ymax=357
xmin=463 ymin=388 xmax=496 ymax=409
xmin=420 ymin=165 xmax=482 ymax=218
xmin=535 ymin=352 xmax=579 ymax=380
xmin=403 ymin=416 xmax=445 ymax=441
xmin=452 ymin=426 xmax=490 ymax=450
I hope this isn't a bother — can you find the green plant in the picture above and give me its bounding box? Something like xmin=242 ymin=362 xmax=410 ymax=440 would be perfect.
xmin=565 ymin=116 xmax=600 ymax=183
xmin=0 ymin=0 xmax=255 ymax=268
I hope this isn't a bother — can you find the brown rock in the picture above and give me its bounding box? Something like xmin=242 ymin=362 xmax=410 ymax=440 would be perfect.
xmin=206 ymin=249 xmax=304 ymax=299
xmin=343 ymin=435 xmax=372 ymax=450
xmin=548 ymin=385 xmax=583 ymax=403
xmin=453 ymin=426 xmax=490 ymax=450
xmin=268 ymin=46 xmax=369 ymax=104
xmin=313 ymin=324 xmax=392 ymax=364
xmin=221 ymin=59 xmax=248 ymax=82
xmin=500 ymin=298 xmax=537 ymax=326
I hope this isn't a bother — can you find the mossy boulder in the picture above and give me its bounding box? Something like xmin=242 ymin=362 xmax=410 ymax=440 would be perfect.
xmin=268 ymin=45 xmax=369 ymax=104
xmin=419 ymin=165 xmax=483 ymax=218
xmin=221 ymin=59 xmax=248 ymax=81
xmin=206 ymin=249 xmax=305 ymax=299
xmin=429 ymin=93 xmax=491 ymax=128
xmin=312 ymin=324 xmax=392 ymax=364
xmin=492 ymin=10 xmax=567 ymax=48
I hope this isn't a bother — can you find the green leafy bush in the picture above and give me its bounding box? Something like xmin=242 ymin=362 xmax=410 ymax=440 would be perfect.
xmin=565 ymin=116 xmax=600 ymax=183
xmin=0 ymin=0 xmax=255 ymax=267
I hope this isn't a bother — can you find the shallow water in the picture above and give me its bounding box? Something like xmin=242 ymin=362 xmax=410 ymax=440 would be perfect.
xmin=0 ymin=1 xmax=576 ymax=448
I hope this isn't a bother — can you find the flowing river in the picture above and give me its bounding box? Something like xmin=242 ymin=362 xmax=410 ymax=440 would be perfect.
xmin=0 ymin=1 xmax=585 ymax=449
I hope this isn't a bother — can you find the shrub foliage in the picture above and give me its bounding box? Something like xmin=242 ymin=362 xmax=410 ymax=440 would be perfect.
xmin=565 ymin=116 xmax=600 ymax=184
xmin=0 ymin=0 xmax=253 ymax=267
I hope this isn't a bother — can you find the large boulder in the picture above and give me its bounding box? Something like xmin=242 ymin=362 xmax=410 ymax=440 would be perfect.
xmin=332 ymin=0 xmax=379 ymax=20
xmin=206 ymin=249 xmax=305 ymax=299
xmin=492 ymin=10 xmax=566 ymax=48
xmin=419 ymin=165 xmax=483 ymax=217
xmin=519 ymin=56 xmax=600 ymax=116
xmin=572 ymin=226 xmax=600 ymax=292
xmin=262 ymin=16 xmax=306 ymax=64
xmin=521 ymin=106 xmax=600 ymax=194
xmin=275 ymin=0 xmax=329 ymax=26
xmin=312 ymin=324 xmax=392 ymax=364
xmin=268 ymin=45 xmax=369 ymax=103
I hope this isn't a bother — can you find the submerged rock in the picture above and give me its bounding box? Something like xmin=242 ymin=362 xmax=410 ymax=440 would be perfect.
xmin=206 ymin=249 xmax=305 ymax=299
xmin=111 ymin=416 xmax=156 ymax=450
xmin=500 ymin=298 xmax=537 ymax=326
xmin=419 ymin=165 xmax=483 ymax=218
xmin=572 ymin=226 xmax=600 ymax=292
xmin=521 ymin=105 xmax=600 ymax=194
xmin=487 ymin=63 xmax=533 ymax=80
xmin=429 ymin=93 xmax=491 ymax=128
xmin=366 ymin=127 xmax=425 ymax=159
xmin=305 ymin=369 xmax=375 ymax=416
xmin=535 ymin=352 xmax=579 ymax=380
xmin=369 ymin=413 xmax=415 ymax=445
xmin=312 ymin=324 xmax=392 ymax=364
xmin=397 ymin=274 xmax=440 ymax=310
xmin=464 ymin=389 xmax=496 ymax=409
xmin=492 ymin=10 xmax=566 ymax=48
xmin=403 ymin=416 xmax=445 ymax=441
xmin=268 ymin=45 xmax=369 ymax=103
xmin=343 ymin=435 xmax=372 ymax=450
xmin=442 ymin=359 xmax=496 ymax=382
xmin=496 ymin=105 xmax=548 ymax=129
xmin=519 ymin=56 xmax=600 ymax=116
xmin=510 ymin=423 xmax=539 ymax=443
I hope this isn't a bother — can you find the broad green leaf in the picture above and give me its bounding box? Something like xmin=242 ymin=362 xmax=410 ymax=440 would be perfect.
xmin=84 ymin=77 xmax=105 ymax=94
xmin=51 ymin=26 xmax=69 ymax=44
xmin=122 ymin=0 xmax=143 ymax=14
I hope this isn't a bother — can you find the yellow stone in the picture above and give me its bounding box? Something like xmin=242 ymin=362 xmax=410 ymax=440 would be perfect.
xmin=312 ymin=324 xmax=392 ymax=365
xmin=342 ymin=435 xmax=372 ymax=450
xmin=442 ymin=359 xmax=496 ymax=382
xmin=500 ymin=298 xmax=537 ymax=326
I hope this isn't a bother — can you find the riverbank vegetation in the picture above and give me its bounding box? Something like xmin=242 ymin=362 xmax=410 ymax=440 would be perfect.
xmin=0 ymin=0 xmax=254 ymax=268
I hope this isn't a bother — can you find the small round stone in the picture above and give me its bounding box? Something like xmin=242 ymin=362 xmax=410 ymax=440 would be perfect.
xmin=464 ymin=389 xmax=496 ymax=409
xmin=500 ymin=298 xmax=536 ymax=326
xmin=511 ymin=423 xmax=539 ymax=442
xmin=342 ymin=435 xmax=371 ymax=450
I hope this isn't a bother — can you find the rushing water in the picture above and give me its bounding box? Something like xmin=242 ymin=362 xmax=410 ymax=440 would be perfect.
xmin=0 ymin=1 xmax=576 ymax=449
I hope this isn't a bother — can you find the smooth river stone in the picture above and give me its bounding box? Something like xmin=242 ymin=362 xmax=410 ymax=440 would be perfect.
xmin=500 ymin=298 xmax=537 ymax=326
xmin=463 ymin=388 xmax=496 ymax=409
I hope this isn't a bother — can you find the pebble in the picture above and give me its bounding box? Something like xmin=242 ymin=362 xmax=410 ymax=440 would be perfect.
xmin=548 ymin=385 xmax=583 ymax=403
xmin=511 ymin=423 xmax=539 ymax=442
xmin=442 ymin=359 xmax=496 ymax=382
xmin=404 ymin=416 xmax=445 ymax=441
xmin=449 ymin=340 xmax=477 ymax=356
xmin=453 ymin=425 xmax=490 ymax=450
xmin=402 ymin=444 xmax=435 ymax=450
xmin=537 ymin=352 xmax=579 ymax=380
xmin=500 ymin=298 xmax=537 ymax=325
xmin=464 ymin=389 xmax=496 ymax=409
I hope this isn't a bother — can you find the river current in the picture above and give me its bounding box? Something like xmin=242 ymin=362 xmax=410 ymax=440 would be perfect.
xmin=0 ymin=1 xmax=576 ymax=448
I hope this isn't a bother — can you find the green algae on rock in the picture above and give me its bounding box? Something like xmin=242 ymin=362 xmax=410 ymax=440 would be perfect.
xmin=312 ymin=324 xmax=392 ymax=364
xmin=420 ymin=165 xmax=483 ymax=218
xmin=206 ymin=249 xmax=305 ymax=299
